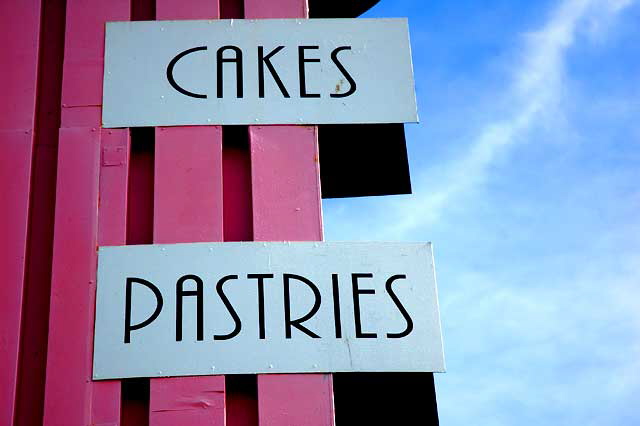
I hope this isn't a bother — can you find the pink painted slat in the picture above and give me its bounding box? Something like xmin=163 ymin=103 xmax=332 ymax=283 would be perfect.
xmin=93 ymin=128 xmax=131 ymax=426
xmin=244 ymin=2 xmax=333 ymax=424
xmin=150 ymin=377 xmax=225 ymax=426
xmin=249 ymin=126 xmax=323 ymax=242
xmin=15 ymin=141 xmax=58 ymax=426
xmin=153 ymin=126 xmax=224 ymax=244
xmin=98 ymin=130 xmax=130 ymax=246
xmin=60 ymin=0 xmax=130 ymax=128
xmin=151 ymin=125 xmax=225 ymax=425
xmin=258 ymin=375 xmax=334 ymax=426
xmin=14 ymin=1 xmax=66 ymax=424
xmin=243 ymin=0 xmax=307 ymax=19
xmin=250 ymin=126 xmax=332 ymax=426
xmin=43 ymin=2 xmax=131 ymax=425
xmin=156 ymin=0 xmax=218 ymax=20
xmin=0 ymin=1 xmax=41 ymax=423
xmin=43 ymin=127 xmax=101 ymax=426
xmin=0 ymin=132 xmax=35 ymax=425
xmin=0 ymin=0 xmax=41 ymax=130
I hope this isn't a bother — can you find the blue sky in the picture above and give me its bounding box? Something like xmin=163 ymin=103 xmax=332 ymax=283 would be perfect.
xmin=322 ymin=1 xmax=640 ymax=424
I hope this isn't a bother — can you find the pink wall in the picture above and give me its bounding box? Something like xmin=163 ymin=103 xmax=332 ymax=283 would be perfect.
xmin=0 ymin=0 xmax=333 ymax=424
xmin=0 ymin=1 xmax=437 ymax=425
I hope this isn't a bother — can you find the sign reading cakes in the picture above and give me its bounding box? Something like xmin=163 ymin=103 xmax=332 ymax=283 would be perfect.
xmin=102 ymin=18 xmax=418 ymax=127
xmin=93 ymin=242 xmax=444 ymax=379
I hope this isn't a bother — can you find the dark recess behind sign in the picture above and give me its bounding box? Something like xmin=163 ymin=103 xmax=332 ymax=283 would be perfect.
xmin=310 ymin=0 xmax=412 ymax=199
xmin=309 ymin=0 xmax=380 ymax=18
xmin=319 ymin=123 xmax=412 ymax=199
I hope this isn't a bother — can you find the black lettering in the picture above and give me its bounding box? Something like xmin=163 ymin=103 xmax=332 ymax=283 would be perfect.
xmin=124 ymin=277 xmax=163 ymax=344
xmin=352 ymin=273 xmax=377 ymax=338
xmin=176 ymin=274 xmax=204 ymax=342
xmin=166 ymin=46 xmax=208 ymax=99
xmin=248 ymin=274 xmax=273 ymax=339
xmin=284 ymin=273 xmax=321 ymax=338
xmin=385 ymin=275 xmax=414 ymax=338
xmin=217 ymin=46 xmax=243 ymax=98
xmin=214 ymin=275 xmax=242 ymax=341
xmin=258 ymin=46 xmax=290 ymax=98
xmin=298 ymin=46 xmax=321 ymax=98
xmin=330 ymin=46 xmax=357 ymax=98
xmin=332 ymin=274 xmax=342 ymax=338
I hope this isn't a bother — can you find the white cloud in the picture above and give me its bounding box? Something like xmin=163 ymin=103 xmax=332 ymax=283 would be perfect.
xmin=369 ymin=0 xmax=636 ymax=240
xmin=436 ymin=247 xmax=640 ymax=426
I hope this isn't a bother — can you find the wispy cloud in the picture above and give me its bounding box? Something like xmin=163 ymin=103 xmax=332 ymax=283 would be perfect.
xmin=372 ymin=0 xmax=635 ymax=239
xmin=325 ymin=1 xmax=640 ymax=424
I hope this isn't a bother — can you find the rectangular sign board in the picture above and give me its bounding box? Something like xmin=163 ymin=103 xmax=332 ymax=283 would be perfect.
xmin=102 ymin=19 xmax=418 ymax=127
xmin=93 ymin=242 xmax=444 ymax=379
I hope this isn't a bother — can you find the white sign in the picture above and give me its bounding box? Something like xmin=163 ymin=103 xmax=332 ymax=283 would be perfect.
xmin=102 ymin=19 xmax=418 ymax=127
xmin=93 ymin=242 xmax=444 ymax=379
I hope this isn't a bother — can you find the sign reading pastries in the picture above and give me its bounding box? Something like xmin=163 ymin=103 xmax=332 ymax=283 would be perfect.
xmin=93 ymin=242 xmax=444 ymax=379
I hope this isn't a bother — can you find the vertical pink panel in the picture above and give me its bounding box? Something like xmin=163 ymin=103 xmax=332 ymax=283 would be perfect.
xmin=150 ymin=377 xmax=225 ymax=425
xmin=156 ymin=0 xmax=218 ymax=20
xmin=258 ymin=375 xmax=334 ymax=426
xmin=151 ymin=126 xmax=225 ymax=424
xmin=0 ymin=0 xmax=41 ymax=130
xmin=43 ymin=127 xmax=101 ymax=426
xmin=0 ymin=132 xmax=35 ymax=425
xmin=60 ymin=0 xmax=130 ymax=128
xmin=244 ymin=0 xmax=334 ymax=424
xmin=152 ymin=3 xmax=224 ymax=425
xmin=249 ymin=126 xmax=323 ymax=241
xmin=15 ymin=1 xmax=66 ymax=424
xmin=15 ymin=141 xmax=58 ymax=426
xmin=243 ymin=0 xmax=307 ymax=19
xmin=98 ymin=130 xmax=130 ymax=246
xmin=93 ymin=129 xmax=131 ymax=425
xmin=152 ymin=123 xmax=224 ymax=423
xmin=153 ymin=126 xmax=224 ymax=244
xmin=0 ymin=1 xmax=41 ymax=423
xmin=250 ymin=127 xmax=333 ymax=426
xmin=43 ymin=1 xmax=131 ymax=425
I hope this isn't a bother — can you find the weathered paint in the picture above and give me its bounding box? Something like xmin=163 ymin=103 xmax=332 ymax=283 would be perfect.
xmin=0 ymin=1 xmax=41 ymax=423
xmin=150 ymin=377 xmax=225 ymax=426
